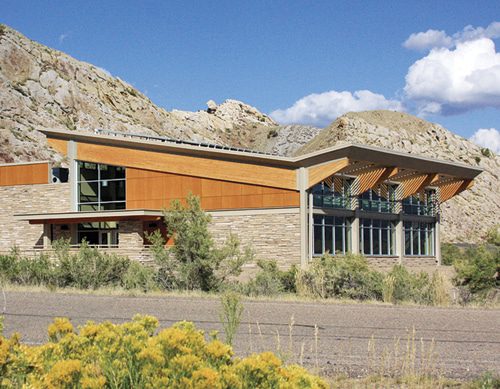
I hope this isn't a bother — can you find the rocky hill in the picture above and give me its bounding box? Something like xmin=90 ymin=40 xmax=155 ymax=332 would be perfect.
xmin=292 ymin=111 xmax=499 ymax=243
xmin=0 ymin=25 xmax=498 ymax=243
xmin=0 ymin=25 xmax=275 ymax=163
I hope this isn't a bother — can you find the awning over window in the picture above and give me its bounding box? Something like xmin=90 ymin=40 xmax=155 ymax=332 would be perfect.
xmin=15 ymin=209 xmax=164 ymax=225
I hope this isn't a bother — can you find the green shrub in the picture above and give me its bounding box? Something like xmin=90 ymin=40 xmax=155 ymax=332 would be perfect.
xmin=156 ymin=194 xmax=253 ymax=292
xmin=485 ymin=225 xmax=500 ymax=246
xmin=481 ymin=147 xmax=493 ymax=158
xmin=57 ymin=242 xmax=130 ymax=289
xmin=296 ymin=254 xmax=383 ymax=300
xmin=122 ymin=261 xmax=157 ymax=292
xmin=219 ymin=291 xmax=243 ymax=346
xmin=244 ymin=260 xmax=297 ymax=296
xmin=453 ymin=245 xmax=499 ymax=296
xmin=387 ymin=265 xmax=423 ymax=303
xmin=146 ymin=229 xmax=179 ymax=290
xmin=441 ymin=243 xmax=464 ymax=266
xmin=0 ymin=251 xmax=56 ymax=286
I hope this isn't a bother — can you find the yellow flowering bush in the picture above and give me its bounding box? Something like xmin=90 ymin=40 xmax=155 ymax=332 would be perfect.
xmin=0 ymin=315 xmax=327 ymax=388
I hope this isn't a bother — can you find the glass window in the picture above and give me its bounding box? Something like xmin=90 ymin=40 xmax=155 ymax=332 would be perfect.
xmin=402 ymin=190 xmax=436 ymax=216
xmin=360 ymin=218 xmax=395 ymax=256
xmin=404 ymin=221 xmax=435 ymax=256
xmin=77 ymin=161 xmax=126 ymax=211
xmin=313 ymin=215 xmax=351 ymax=255
xmin=77 ymin=222 xmax=119 ymax=247
xmin=311 ymin=177 xmax=352 ymax=209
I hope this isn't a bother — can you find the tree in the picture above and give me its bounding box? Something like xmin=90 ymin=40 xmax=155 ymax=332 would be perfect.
xmin=150 ymin=194 xmax=253 ymax=291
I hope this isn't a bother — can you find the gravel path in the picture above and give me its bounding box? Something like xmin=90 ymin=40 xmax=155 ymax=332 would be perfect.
xmin=3 ymin=291 xmax=499 ymax=379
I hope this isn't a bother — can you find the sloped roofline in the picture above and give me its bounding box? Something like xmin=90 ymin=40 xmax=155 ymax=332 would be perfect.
xmin=40 ymin=129 xmax=483 ymax=179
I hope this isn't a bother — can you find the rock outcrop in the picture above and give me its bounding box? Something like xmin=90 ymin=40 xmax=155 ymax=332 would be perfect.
xmin=0 ymin=25 xmax=276 ymax=163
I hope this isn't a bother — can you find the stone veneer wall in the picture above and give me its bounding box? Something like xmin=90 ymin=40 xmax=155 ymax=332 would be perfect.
xmin=0 ymin=183 xmax=71 ymax=251
xmin=118 ymin=220 xmax=144 ymax=249
xmin=366 ymin=256 xmax=438 ymax=271
xmin=208 ymin=209 xmax=301 ymax=269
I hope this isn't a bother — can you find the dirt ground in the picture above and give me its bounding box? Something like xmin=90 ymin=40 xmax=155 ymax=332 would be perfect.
xmin=3 ymin=291 xmax=499 ymax=379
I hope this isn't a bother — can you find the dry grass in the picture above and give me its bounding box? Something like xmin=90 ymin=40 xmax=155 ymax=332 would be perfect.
xmin=1 ymin=282 xmax=498 ymax=309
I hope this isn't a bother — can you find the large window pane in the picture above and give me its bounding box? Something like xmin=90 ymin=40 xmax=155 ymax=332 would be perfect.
xmin=335 ymin=226 xmax=344 ymax=254
xmin=314 ymin=225 xmax=323 ymax=255
xmin=381 ymin=228 xmax=388 ymax=255
xmin=100 ymin=180 xmax=126 ymax=202
xmin=363 ymin=227 xmax=371 ymax=255
xmin=79 ymin=182 xmax=98 ymax=203
xmin=325 ymin=226 xmax=333 ymax=254
xmin=78 ymin=162 xmax=98 ymax=181
xmin=100 ymin=165 xmax=125 ymax=180
xmin=372 ymin=229 xmax=380 ymax=255
xmin=405 ymin=228 xmax=411 ymax=255
xmin=78 ymin=161 xmax=126 ymax=211
xmin=313 ymin=216 xmax=351 ymax=256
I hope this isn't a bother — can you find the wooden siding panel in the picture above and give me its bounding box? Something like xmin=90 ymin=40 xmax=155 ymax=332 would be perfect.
xmin=77 ymin=142 xmax=297 ymax=190
xmin=47 ymin=139 xmax=68 ymax=155
xmin=126 ymin=167 xmax=299 ymax=211
xmin=0 ymin=163 xmax=49 ymax=186
xmin=308 ymin=158 xmax=351 ymax=188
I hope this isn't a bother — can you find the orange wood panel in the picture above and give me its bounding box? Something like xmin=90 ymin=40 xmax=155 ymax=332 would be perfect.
xmin=47 ymin=139 xmax=68 ymax=155
xmin=308 ymin=158 xmax=350 ymax=188
xmin=126 ymin=167 xmax=300 ymax=211
xmin=438 ymin=179 xmax=473 ymax=202
xmin=0 ymin=163 xmax=49 ymax=186
xmin=77 ymin=142 xmax=297 ymax=190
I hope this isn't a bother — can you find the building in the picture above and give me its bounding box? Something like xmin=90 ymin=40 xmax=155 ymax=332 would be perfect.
xmin=0 ymin=129 xmax=482 ymax=270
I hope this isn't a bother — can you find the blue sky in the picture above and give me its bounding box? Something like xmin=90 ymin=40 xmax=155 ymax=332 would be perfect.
xmin=2 ymin=1 xmax=500 ymax=150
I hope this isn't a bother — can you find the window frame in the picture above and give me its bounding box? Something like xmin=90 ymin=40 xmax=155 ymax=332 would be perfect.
xmin=403 ymin=221 xmax=435 ymax=257
xmin=77 ymin=161 xmax=126 ymax=211
xmin=312 ymin=215 xmax=351 ymax=256
xmin=359 ymin=218 xmax=396 ymax=256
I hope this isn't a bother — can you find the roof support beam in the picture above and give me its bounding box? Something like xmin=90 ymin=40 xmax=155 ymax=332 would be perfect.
xmin=397 ymin=173 xmax=431 ymax=199
xmin=307 ymin=158 xmax=350 ymax=188
xmin=352 ymin=166 xmax=394 ymax=195
xmin=413 ymin=173 xmax=439 ymax=196
xmin=438 ymin=179 xmax=473 ymax=202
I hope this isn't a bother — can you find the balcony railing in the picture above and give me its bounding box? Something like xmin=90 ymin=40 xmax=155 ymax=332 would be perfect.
xmin=402 ymin=203 xmax=435 ymax=216
xmin=313 ymin=194 xmax=350 ymax=209
xmin=358 ymin=199 xmax=396 ymax=213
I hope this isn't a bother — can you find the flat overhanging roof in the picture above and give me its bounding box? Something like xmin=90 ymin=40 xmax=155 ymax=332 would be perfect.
xmin=41 ymin=129 xmax=483 ymax=180
xmin=15 ymin=209 xmax=164 ymax=225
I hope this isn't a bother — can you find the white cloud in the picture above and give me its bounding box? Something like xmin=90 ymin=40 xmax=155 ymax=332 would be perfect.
xmin=469 ymin=128 xmax=500 ymax=154
xmin=456 ymin=22 xmax=500 ymax=43
xmin=270 ymin=90 xmax=403 ymax=126
xmin=403 ymin=30 xmax=453 ymax=51
xmin=404 ymin=38 xmax=500 ymax=115
xmin=403 ymin=22 xmax=500 ymax=52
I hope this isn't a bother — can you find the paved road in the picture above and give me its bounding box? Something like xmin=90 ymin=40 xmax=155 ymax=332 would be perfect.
xmin=3 ymin=291 xmax=500 ymax=378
